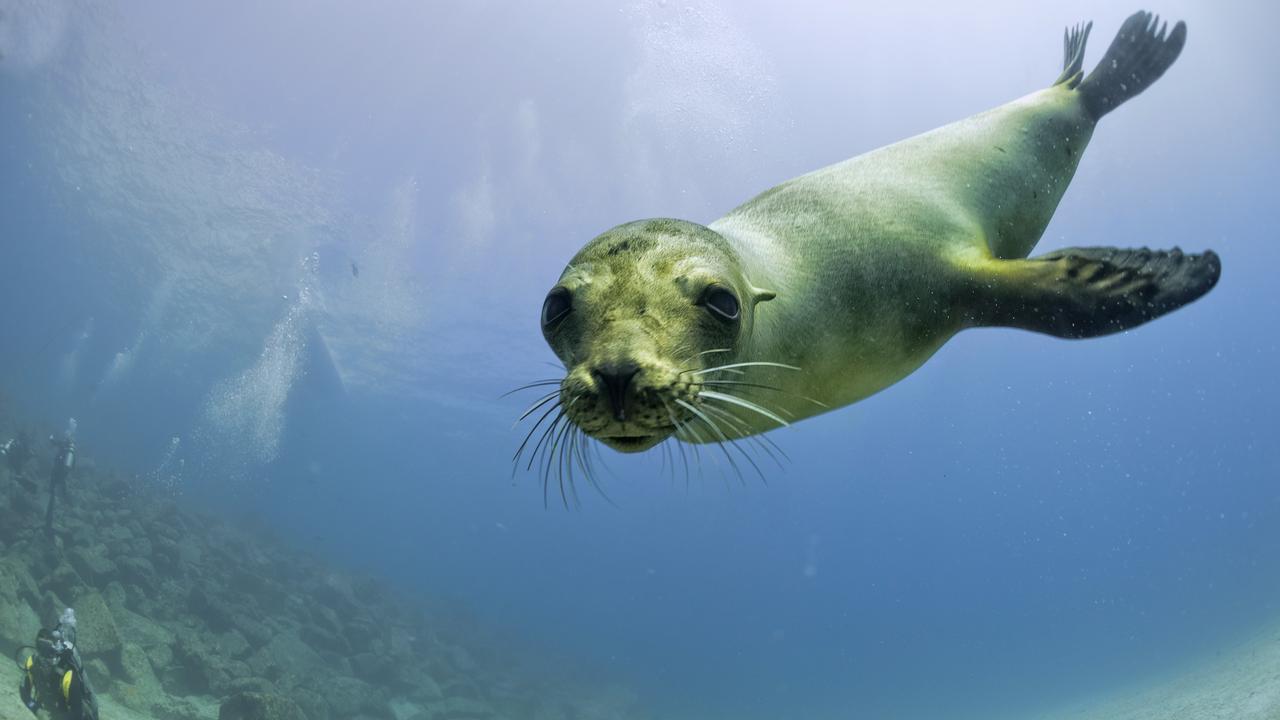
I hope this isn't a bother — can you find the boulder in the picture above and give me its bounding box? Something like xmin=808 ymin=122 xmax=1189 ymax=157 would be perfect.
xmin=42 ymin=559 xmax=85 ymax=599
xmin=223 ymin=676 xmax=277 ymax=696
xmin=313 ymin=675 xmax=381 ymax=718
xmin=111 ymin=601 xmax=176 ymax=650
xmin=116 ymin=641 xmax=165 ymax=714
xmin=247 ymin=631 xmax=327 ymax=681
xmin=67 ymin=543 xmax=117 ymax=583
xmin=219 ymin=692 xmax=309 ymax=720
xmin=0 ymin=556 xmax=40 ymax=651
xmin=423 ymin=696 xmax=494 ymax=720
xmin=389 ymin=698 xmax=429 ymax=720
xmin=85 ymin=656 xmax=112 ymax=692
xmin=189 ymin=583 xmax=239 ymax=632
xmin=117 ymin=556 xmax=159 ymax=595
xmin=215 ymin=628 xmax=252 ymax=659
xmin=67 ymin=588 xmax=121 ymax=656
xmin=174 ymin=627 xmax=236 ymax=694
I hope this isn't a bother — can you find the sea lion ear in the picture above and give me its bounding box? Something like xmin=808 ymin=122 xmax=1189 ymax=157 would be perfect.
xmin=749 ymin=284 xmax=777 ymax=304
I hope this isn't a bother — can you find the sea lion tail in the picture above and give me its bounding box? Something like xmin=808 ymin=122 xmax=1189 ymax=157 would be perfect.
xmin=1077 ymin=11 xmax=1187 ymax=120
xmin=1052 ymin=21 xmax=1092 ymax=89
xmin=965 ymin=247 xmax=1220 ymax=339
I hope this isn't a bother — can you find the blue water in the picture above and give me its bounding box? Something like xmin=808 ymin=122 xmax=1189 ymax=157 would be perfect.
xmin=1 ymin=1 xmax=1278 ymax=718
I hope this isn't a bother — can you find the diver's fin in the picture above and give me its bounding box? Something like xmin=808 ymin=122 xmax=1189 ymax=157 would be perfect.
xmin=1052 ymin=21 xmax=1092 ymax=89
xmin=967 ymin=247 xmax=1220 ymax=339
xmin=1078 ymin=11 xmax=1186 ymax=119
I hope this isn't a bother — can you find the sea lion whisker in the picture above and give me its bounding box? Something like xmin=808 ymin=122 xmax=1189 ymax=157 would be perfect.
xmin=676 ymin=399 xmax=748 ymax=485
xmin=528 ymin=411 xmax=565 ymax=472
xmin=674 ymin=415 xmax=727 ymax=486
xmin=512 ymin=402 xmax=562 ymax=467
xmin=674 ymin=437 xmax=691 ymax=488
xmin=513 ymin=393 xmax=561 ymax=427
xmin=560 ymin=425 xmax=581 ymax=510
xmin=543 ymin=417 xmax=574 ymax=509
xmin=688 ymin=361 xmax=801 ymax=376
xmin=499 ymin=379 xmax=564 ymax=398
xmin=677 ymin=348 xmax=738 ymax=376
xmin=700 ymin=403 xmax=789 ymax=471
xmin=698 ymin=390 xmax=791 ymax=428
xmin=676 ymin=399 xmax=765 ymax=484
xmin=699 ymin=380 xmax=830 ymax=409
xmin=659 ymin=398 xmax=699 ymax=485
xmin=574 ymin=430 xmax=618 ymax=507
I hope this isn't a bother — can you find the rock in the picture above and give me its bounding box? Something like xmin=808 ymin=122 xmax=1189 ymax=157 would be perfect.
xmin=189 ymin=583 xmax=239 ymax=632
xmin=390 ymin=698 xmax=428 ymax=720
xmin=103 ymin=580 xmax=128 ymax=609
xmin=232 ymin=612 xmax=275 ymax=647
xmin=111 ymin=601 xmax=176 ymax=651
xmin=117 ymin=641 xmax=164 ymax=713
xmin=247 ymin=631 xmax=327 ymax=682
xmin=218 ymin=691 xmax=309 ymax=720
xmin=177 ymin=537 xmax=204 ymax=567
xmin=310 ymin=604 xmax=343 ymax=637
xmin=0 ymin=556 xmax=41 ymax=651
xmin=400 ymin=668 xmax=443 ymax=701
xmin=344 ymin=616 xmax=379 ymax=654
xmin=118 ymin=556 xmax=158 ymax=594
xmin=215 ymin=629 xmax=251 ymax=659
xmin=128 ymin=535 xmax=153 ymax=558
xmin=119 ymin=640 xmax=157 ymax=686
xmin=174 ymin=627 xmax=235 ymax=694
xmin=42 ymin=559 xmax=85 ymax=599
xmin=85 ymin=656 xmax=113 ymax=692
xmin=67 ymin=543 xmax=117 ymax=583
xmin=290 ymin=692 xmax=329 ymax=720
xmin=300 ymin=624 xmax=350 ymax=655
xmin=68 ymin=588 xmax=121 ymax=656
xmin=123 ymin=582 xmax=150 ymax=611
xmin=37 ymin=590 xmax=66 ymax=630
xmin=152 ymin=694 xmax=217 ymax=720
xmin=446 ymin=644 xmax=477 ymax=674
xmin=350 ymin=651 xmax=392 ymax=683
xmin=316 ymin=574 xmax=360 ymax=615
xmin=101 ymin=523 xmax=134 ymax=545
xmin=313 ymin=675 xmax=381 ymax=718
xmin=423 ymin=696 xmax=494 ymax=720
xmin=223 ymin=676 xmax=277 ymax=695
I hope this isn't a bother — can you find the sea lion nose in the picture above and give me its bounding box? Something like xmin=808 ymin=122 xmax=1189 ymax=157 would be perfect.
xmin=593 ymin=362 xmax=640 ymax=421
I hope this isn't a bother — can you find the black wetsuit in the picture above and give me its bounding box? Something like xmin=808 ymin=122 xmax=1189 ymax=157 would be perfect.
xmin=44 ymin=439 xmax=75 ymax=533
xmin=19 ymin=627 xmax=98 ymax=720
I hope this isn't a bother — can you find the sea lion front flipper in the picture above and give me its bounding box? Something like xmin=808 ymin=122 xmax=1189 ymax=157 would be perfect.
xmin=965 ymin=247 xmax=1220 ymax=339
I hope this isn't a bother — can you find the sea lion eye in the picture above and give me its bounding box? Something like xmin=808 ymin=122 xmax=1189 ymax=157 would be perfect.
xmin=702 ymin=286 xmax=740 ymax=321
xmin=541 ymin=287 xmax=572 ymax=327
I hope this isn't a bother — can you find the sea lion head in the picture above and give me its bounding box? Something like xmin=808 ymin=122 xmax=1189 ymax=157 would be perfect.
xmin=540 ymin=219 xmax=775 ymax=453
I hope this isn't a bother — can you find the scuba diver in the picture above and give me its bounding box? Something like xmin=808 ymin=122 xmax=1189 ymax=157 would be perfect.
xmin=44 ymin=419 xmax=77 ymax=535
xmin=2 ymin=431 xmax=35 ymax=488
xmin=17 ymin=608 xmax=99 ymax=720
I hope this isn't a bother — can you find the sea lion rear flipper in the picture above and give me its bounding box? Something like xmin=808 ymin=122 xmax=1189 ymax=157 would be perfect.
xmin=1076 ymin=11 xmax=1187 ymax=119
xmin=966 ymin=247 xmax=1220 ymax=339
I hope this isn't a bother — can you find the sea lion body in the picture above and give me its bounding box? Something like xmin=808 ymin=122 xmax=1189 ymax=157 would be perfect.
xmin=709 ymin=86 xmax=1094 ymax=424
xmin=530 ymin=12 xmax=1218 ymax=465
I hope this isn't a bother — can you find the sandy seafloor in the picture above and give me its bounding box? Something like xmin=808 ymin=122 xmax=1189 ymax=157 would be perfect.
xmin=1015 ymin=622 xmax=1280 ymax=720
xmin=5 ymin=620 xmax=1280 ymax=719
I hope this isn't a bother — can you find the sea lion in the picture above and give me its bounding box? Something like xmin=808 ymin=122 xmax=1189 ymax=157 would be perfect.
xmin=521 ymin=11 xmax=1218 ymax=483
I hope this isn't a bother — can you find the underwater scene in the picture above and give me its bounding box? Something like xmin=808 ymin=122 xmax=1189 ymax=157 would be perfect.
xmin=1 ymin=1 xmax=1278 ymax=719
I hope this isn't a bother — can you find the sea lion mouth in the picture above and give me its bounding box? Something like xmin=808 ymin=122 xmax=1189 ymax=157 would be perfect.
xmin=598 ymin=430 xmax=672 ymax=453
